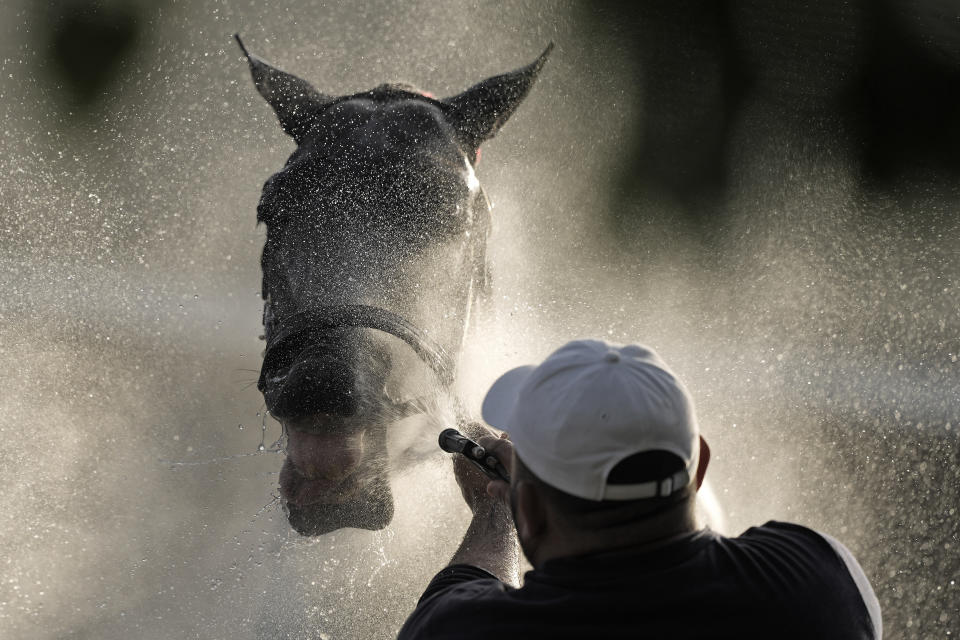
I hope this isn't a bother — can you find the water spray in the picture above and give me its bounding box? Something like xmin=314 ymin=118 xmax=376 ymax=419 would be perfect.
xmin=437 ymin=428 xmax=510 ymax=483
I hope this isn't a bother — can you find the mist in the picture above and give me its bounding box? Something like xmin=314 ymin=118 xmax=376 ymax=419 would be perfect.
xmin=2 ymin=1 xmax=958 ymax=638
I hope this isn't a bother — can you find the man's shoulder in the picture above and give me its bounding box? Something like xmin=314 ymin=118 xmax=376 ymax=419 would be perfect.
xmin=398 ymin=565 xmax=514 ymax=640
xmin=728 ymin=520 xmax=859 ymax=583
xmin=740 ymin=519 xmax=831 ymax=540
xmin=734 ymin=520 xmax=844 ymax=557
xmin=728 ymin=520 xmax=881 ymax=638
xmin=417 ymin=564 xmax=511 ymax=606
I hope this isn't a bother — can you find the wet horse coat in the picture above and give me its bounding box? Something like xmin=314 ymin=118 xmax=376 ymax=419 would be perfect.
xmin=237 ymin=36 xmax=550 ymax=535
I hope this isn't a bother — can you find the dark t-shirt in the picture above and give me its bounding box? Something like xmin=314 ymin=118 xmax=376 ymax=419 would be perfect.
xmin=398 ymin=521 xmax=880 ymax=639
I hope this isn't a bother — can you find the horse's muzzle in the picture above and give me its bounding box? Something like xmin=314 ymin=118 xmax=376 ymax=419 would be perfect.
xmin=284 ymin=474 xmax=394 ymax=536
xmin=259 ymin=326 xmax=391 ymax=422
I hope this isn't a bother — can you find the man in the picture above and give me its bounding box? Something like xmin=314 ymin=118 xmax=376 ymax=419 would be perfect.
xmin=398 ymin=339 xmax=882 ymax=639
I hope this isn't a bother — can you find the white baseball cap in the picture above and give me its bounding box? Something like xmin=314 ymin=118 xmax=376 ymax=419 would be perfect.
xmin=481 ymin=339 xmax=699 ymax=501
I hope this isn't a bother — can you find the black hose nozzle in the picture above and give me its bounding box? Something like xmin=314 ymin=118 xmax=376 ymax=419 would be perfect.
xmin=439 ymin=428 xmax=510 ymax=483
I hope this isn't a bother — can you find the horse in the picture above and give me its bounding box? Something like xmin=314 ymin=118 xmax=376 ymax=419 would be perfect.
xmin=236 ymin=35 xmax=550 ymax=536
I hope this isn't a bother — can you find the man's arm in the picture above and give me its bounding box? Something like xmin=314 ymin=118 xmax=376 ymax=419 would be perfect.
xmin=448 ymin=490 xmax=520 ymax=586
xmin=450 ymin=430 xmax=520 ymax=586
xmin=398 ymin=431 xmax=518 ymax=640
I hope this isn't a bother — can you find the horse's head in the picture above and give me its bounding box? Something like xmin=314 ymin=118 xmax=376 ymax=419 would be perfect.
xmin=238 ymin=36 xmax=549 ymax=535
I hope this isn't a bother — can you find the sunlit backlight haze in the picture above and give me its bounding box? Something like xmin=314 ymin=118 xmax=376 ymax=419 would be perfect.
xmin=2 ymin=1 xmax=958 ymax=638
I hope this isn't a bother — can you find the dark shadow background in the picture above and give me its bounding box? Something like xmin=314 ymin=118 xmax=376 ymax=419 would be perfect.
xmin=576 ymin=1 xmax=960 ymax=228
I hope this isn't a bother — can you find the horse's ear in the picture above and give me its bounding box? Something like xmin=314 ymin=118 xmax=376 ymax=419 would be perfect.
xmin=442 ymin=43 xmax=553 ymax=154
xmin=235 ymin=34 xmax=334 ymax=144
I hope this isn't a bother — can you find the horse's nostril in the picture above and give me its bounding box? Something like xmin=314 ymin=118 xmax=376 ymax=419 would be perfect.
xmin=265 ymin=357 xmax=363 ymax=419
xmin=259 ymin=321 xmax=396 ymax=421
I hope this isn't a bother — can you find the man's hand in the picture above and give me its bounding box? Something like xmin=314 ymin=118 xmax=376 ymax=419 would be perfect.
xmin=477 ymin=432 xmax=513 ymax=505
xmin=453 ymin=424 xmax=514 ymax=512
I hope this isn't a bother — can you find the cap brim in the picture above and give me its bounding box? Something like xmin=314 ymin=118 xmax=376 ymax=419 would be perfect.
xmin=481 ymin=365 xmax=536 ymax=431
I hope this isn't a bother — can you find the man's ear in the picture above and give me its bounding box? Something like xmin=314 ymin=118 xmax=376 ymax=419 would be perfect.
xmin=696 ymin=436 xmax=711 ymax=490
xmin=514 ymin=480 xmax=547 ymax=548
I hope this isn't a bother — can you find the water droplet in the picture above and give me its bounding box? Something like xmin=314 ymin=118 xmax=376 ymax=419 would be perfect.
xmin=257 ymin=444 xmax=265 ymax=451
xmin=193 ymin=294 xmax=199 ymax=300
xmin=237 ymin=423 xmax=244 ymax=430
